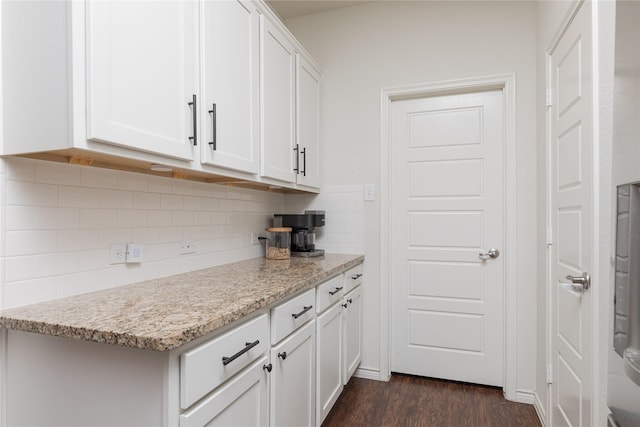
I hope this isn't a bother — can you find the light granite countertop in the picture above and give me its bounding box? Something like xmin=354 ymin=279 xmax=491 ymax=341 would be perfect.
xmin=0 ymin=254 xmax=364 ymax=351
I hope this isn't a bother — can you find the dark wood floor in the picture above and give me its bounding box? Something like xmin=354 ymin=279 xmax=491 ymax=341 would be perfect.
xmin=322 ymin=374 xmax=541 ymax=427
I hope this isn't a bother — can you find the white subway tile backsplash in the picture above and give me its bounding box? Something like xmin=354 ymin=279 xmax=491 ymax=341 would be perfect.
xmin=99 ymin=189 xmax=133 ymax=209
xmin=4 ymin=256 xmax=33 ymax=282
xmin=57 ymin=271 xmax=98 ymax=297
xmin=147 ymin=210 xmax=173 ymax=227
xmin=6 ymin=206 xmax=80 ymax=231
xmin=79 ymin=209 xmax=118 ymax=229
xmin=35 ymin=162 xmax=81 ymax=186
xmin=4 ymin=277 xmax=57 ymax=308
xmin=161 ymin=194 xmax=183 ymax=210
xmin=116 ymin=210 xmax=148 ymax=228
xmin=132 ymin=193 xmax=162 ymax=210
xmin=5 ymin=230 xmax=58 ymax=256
xmin=33 ymin=252 xmax=79 ymax=278
xmin=81 ymin=167 xmax=119 ymax=189
xmin=59 ymin=186 xmax=100 ymax=208
xmin=57 ymin=229 xmax=101 ymax=252
xmin=1 ymin=158 xmax=365 ymax=309
xmin=6 ymin=181 xmax=58 ymax=207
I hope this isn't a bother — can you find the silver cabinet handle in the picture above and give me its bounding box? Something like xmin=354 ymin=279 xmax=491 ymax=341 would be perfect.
xmin=565 ymin=272 xmax=590 ymax=290
xmin=479 ymin=248 xmax=500 ymax=259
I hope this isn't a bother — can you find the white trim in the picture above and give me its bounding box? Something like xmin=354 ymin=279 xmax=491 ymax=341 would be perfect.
xmin=534 ymin=392 xmax=548 ymax=427
xmin=379 ymin=73 xmax=517 ymax=399
xmin=515 ymin=390 xmax=536 ymax=405
xmin=352 ymin=367 xmax=384 ymax=382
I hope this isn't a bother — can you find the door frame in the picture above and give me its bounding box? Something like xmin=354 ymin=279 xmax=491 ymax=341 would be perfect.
xmin=379 ymin=73 xmax=518 ymax=401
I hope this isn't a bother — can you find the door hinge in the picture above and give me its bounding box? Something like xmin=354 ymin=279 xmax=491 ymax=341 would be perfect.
xmin=546 ymin=225 xmax=553 ymax=246
xmin=547 ymin=364 xmax=553 ymax=384
xmin=546 ymin=88 xmax=553 ymax=107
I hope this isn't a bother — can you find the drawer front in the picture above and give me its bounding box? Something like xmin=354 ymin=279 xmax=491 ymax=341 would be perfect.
xmin=316 ymin=274 xmax=344 ymax=313
xmin=344 ymin=264 xmax=363 ymax=293
xmin=271 ymin=288 xmax=315 ymax=345
xmin=180 ymin=313 xmax=269 ymax=410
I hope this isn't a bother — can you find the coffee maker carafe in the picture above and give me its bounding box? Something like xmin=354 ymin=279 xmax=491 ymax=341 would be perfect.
xmin=273 ymin=210 xmax=325 ymax=257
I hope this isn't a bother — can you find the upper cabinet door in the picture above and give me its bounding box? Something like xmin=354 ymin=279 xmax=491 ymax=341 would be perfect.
xmin=296 ymin=55 xmax=321 ymax=189
xmin=85 ymin=1 xmax=197 ymax=161
xmin=200 ymin=0 xmax=260 ymax=174
xmin=260 ymin=16 xmax=297 ymax=183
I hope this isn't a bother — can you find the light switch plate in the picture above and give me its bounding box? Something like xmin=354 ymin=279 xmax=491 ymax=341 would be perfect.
xmin=364 ymin=184 xmax=376 ymax=201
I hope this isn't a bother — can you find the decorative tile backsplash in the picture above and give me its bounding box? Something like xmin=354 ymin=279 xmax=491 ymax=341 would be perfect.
xmin=0 ymin=157 xmax=364 ymax=309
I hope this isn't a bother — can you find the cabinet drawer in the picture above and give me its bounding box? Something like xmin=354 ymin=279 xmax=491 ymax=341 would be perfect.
xmin=180 ymin=313 xmax=269 ymax=410
xmin=271 ymin=288 xmax=315 ymax=345
xmin=316 ymin=275 xmax=344 ymax=313
xmin=180 ymin=356 xmax=269 ymax=427
xmin=344 ymin=264 xmax=363 ymax=293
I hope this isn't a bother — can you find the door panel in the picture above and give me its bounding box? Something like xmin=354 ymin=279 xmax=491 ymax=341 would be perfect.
xmin=391 ymin=90 xmax=504 ymax=386
xmin=549 ymin=2 xmax=593 ymax=426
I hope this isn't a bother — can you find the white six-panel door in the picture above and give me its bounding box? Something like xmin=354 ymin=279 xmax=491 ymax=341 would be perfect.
xmin=390 ymin=90 xmax=504 ymax=386
xmin=548 ymin=1 xmax=593 ymax=425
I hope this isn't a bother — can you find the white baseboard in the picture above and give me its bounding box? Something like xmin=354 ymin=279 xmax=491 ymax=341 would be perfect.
xmin=514 ymin=390 xmax=536 ymax=404
xmin=533 ymin=392 xmax=547 ymax=427
xmin=352 ymin=366 xmax=385 ymax=381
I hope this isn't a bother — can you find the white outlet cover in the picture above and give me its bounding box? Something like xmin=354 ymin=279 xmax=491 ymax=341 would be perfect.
xmin=109 ymin=244 xmax=127 ymax=264
xmin=126 ymin=243 xmax=144 ymax=263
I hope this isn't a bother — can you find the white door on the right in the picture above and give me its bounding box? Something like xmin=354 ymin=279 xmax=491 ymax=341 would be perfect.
xmin=548 ymin=1 xmax=593 ymax=426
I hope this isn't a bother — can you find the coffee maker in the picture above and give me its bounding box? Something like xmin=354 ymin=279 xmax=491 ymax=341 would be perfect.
xmin=273 ymin=210 xmax=325 ymax=257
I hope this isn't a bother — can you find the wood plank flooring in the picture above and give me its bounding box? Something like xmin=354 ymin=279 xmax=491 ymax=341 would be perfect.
xmin=322 ymin=374 xmax=541 ymax=427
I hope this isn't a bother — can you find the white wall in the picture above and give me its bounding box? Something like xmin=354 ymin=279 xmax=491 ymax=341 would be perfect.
xmin=284 ymin=0 xmax=538 ymax=394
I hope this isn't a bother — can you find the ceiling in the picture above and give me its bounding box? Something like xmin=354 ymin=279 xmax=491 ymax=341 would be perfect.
xmin=266 ymin=0 xmax=370 ymax=20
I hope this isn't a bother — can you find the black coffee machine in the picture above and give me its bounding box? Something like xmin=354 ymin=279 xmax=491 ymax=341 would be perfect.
xmin=273 ymin=210 xmax=325 ymax=257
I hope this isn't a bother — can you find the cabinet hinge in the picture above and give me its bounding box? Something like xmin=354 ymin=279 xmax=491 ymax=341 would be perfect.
xmin=546 ymin=364 xmax=553 ymax=384
xmin=546 ymin=88 xmax=553 ymax=108
xmin=546 ymin=225 xmax=553 ymax=246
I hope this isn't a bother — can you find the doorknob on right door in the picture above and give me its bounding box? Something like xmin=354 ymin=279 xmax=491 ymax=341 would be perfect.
xmin=479 ymin=248 xmax=500 ymax=260
xmin=565 ymin=272 xmax=591 ymax=291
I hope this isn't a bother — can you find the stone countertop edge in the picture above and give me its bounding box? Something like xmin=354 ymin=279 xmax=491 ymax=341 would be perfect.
xmin=0 ymin=254 xmax=364 ymax=351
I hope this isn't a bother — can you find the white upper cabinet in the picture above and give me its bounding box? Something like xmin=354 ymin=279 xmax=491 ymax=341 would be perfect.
xmin=199 ymin=0 xmax=260 ymax=174
xmin=86 ymin=0 xmax=198 ymax=161
xmin=1 ymin=0 xmax=321 ymax=193
xmin=260 ymin=15 xmax=297 ymax=184
xmin=296 ymin=55 xmax=321 ymax=189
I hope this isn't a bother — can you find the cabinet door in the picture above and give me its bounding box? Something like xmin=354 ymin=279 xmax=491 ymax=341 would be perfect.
xmin=296 ymin=55 xmax=321 ymax=189
xmin=316 ymin=303 xmax=343 ymax=426
xmin=86 ymin=1 xmax=197 ymax=160
xmin=260 ymin=17 xmax=296 ymax=183
xmin=343 ymin=285 xmax=363 ymax=384
xmin=270 ymin=320 xmax=315 ymax=427
xmin=180 ymin=357 xmax=269 ymax=427
xmin=200 ymin=0 xmax=259 ymax=174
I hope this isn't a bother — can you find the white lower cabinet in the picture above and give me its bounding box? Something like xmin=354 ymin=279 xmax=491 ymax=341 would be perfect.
xmin=270 ymin=320 xmax=316 ymax=427
xmin=343 ymin=284 xmax=363 ymax=384
xmin=180 ymin=356 xmax=270 ymax=427
xmin=3 ymin=264 xmax=363 ymax=427
xmin=316 ymin=301 xmax=344 ymax=426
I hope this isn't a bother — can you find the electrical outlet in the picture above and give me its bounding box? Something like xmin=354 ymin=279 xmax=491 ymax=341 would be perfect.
xmin=180 ymin=240 xmax=197 ymax=255
xmin=109 ymin=244 xmax=127 ymax=264
xmin=251 ymin=232 xmax=262 ymax=245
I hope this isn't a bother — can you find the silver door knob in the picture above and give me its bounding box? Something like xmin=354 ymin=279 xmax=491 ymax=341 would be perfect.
xmin=479 ymin=248 xmax=500 ymax=259
xmin=565 ymin=272 xmax=590 ymax=290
